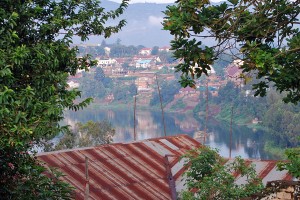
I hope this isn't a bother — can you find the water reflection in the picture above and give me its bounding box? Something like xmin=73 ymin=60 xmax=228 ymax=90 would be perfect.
xmin=63 ymin=107 xmax=280 ymax=160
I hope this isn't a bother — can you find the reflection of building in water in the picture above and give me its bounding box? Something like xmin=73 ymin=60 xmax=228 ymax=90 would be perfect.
xmin=233 ymin=139 xmax=244 ymax=151
xmin=207 ymin=132 xmax=215 ymax=142
xmin=174 ymin=116 xmax=198 ymax=133
xmin=245 ymin=138 xmax=260 ymax=158
xmin=114 ymin=127 xmax=134 ymax=142
xmin=247 ymin=138 xmax=255 ymax=148
xmin=106 ymin=110 xmax=115 ymax=120
xmin=135 ymin=111 xmax=160 ymax=140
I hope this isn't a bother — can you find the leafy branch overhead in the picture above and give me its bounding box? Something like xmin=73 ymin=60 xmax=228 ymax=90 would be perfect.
xmin=163 ymin=0 xmax=300 ymax=103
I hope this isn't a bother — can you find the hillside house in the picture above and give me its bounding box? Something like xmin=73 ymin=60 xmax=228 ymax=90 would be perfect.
xmin=158 ymin=46 xmax=171 ymax=52
xmin=135 ymin=76 xmax=154 ymax=92
xmin=132 ymin=55 xmax=160 ymax=61
xmin=138 ymin=48 xmax=152 ymax=56
xmin=131 ymin=56 xmax=161 ymax=69
xmin=178 ymin=86 xmax=200 ymax=97
xmin=67 ymin=80 xmax=80 ymax=89
xmin=160 ymin=74 xmax=175 ymax=81
xmin=104 ymin=93 xmax=114 ymax=103
xmin=192 ymin=64 xmax=215 ymax=76
xmin=114 ymin=57 xmax=131 ymax=66
xmin=96 ymin=58 xmax=116 ymax=67
xmin=135 ymin=59 xmax=152 ymax=69
xmin=112 ymin=67 xmax=126 ymax=75
xmin=224 ymin=59 xmax=244 ymax=86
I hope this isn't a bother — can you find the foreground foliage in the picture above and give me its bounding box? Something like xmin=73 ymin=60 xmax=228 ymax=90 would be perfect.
xmin=163 ymin=0 xmax=300 ymax=103
xmin=53 ymin=120 xmax=115 ymax=151
xmin=181 ymin=147 xmax=263 ymax=200
xmin=0 ymin=0 xmax=128 ymax=198
xmin=278 ymin=146 xmax=300 ymax=179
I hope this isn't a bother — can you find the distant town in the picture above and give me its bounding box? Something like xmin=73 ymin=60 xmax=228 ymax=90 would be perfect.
xmin=68 ymin=43 xmax=246 ymax=112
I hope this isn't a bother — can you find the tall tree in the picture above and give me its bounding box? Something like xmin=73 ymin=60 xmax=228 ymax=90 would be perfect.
xmin=163 ymin=0 xmax=300 ymax=103
xmin=100 ymin=39 xmax=107 ymax=47
xmin=0 ymin=0 xmax=128 ymax=198
xmin=94 ymin=67 xmax=106 ymax=83
xmin=151 ymin=46 xmax=159 ymax=55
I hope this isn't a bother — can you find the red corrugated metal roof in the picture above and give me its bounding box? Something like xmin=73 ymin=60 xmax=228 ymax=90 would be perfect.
xmin=225 ymin=64 xmax=243 ymax=77
xmin=38 ymin=134 xmax=201 ymax=200
xmin=38 ymin=135 xmax=293 ymax=199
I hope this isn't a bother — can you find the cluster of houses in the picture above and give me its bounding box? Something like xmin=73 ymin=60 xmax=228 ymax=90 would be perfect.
xmin=94 ymin=46 xmax=170 ymax=75
xmin=68 ymin=44 xmax=246 ymax=106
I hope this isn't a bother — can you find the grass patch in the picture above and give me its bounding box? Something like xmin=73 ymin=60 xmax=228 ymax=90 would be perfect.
xmin=264 ymin=141 xmax=286 ymax=159
xmin=215 ymin=105 xmax=252 ymax=125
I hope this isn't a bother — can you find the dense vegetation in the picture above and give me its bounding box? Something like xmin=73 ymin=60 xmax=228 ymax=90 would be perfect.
xmin=78 ymin=40 xmax=177 ymax=62
xmin=164 ymin=0 xmax=300 ymax=197
xmin=78 ymin=67 xmax=137 ymax=104
xmin=163 ymin=0 xmax=300 ymax=103
xmin=150 ymin=79 xmax=182 ymax=107
xmin=78 ymin=41 xmax=143 ymax=58
xmin=0 ymin=0 xmax=128 ymax=198
xmin=52 ymin=120 xmax=115 ymax=151
xmin=194 ymin=81 xmax=300 ymax=148
xmin=181 ymin=147 xmax=263 ymax=199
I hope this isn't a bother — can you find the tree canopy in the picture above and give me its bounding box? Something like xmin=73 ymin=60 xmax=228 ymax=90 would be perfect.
xmin=163 ymin=0 xmax=300 ymax=103
xmin=53 ymin=120 xmax=115 ymax=151
xmin=0 ymin=0 xmax=128 ymax=198
xmin=181 ymin=147 xmax=263 ymax=199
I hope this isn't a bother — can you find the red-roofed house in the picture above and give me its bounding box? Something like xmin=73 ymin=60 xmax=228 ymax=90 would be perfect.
xmin=224 ymin=59 xmax=244 ymax=86
xmin=139 ymin=48 xmax=152 ymax=56
xmin=158 ymin=46 xmax=171 ymax=52
xmin=37 ymin=135 xmax=294 ymax=200
xmin=38 ymin=135 xmax=201 ymax=200
xmin=178 ymin=86 xmax=200 ymax=97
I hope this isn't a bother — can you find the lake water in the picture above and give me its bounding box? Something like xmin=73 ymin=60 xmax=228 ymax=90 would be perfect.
xmin=63 ymin=106 xmax=280 ymax=160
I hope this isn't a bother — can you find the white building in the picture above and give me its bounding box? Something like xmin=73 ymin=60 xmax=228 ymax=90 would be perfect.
xmin=96 ymin=58 xmax=116 ymax=67
xmin=139 ymin=48 xmax=152 ymax=56
xmin=67 ymin=81 xmax=80 ymax=88
xmin=136 ymin=60 xmax=152 ymax=68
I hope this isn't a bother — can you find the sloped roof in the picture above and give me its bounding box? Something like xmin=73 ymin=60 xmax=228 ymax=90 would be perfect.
xmin=233 ymin=160 xmax=293 ymax=185
xmin=225 ymin=64 xmax=243 ymax=78
xmin=38 ymin=135 xmax=293 ymax=200
xmin=38 ymin=134 xmax=201 ymax=200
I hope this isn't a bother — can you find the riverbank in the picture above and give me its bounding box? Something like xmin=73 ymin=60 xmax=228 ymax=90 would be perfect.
xmin=63 ymin=107 xmax=282 ymax=159
xmin=85 ymin=100 xmax=196 ymax=113
xmin=80 ymin=101 xmax=287 ymax=160
xmin=86 ymin=101 xmax=265 ymax=130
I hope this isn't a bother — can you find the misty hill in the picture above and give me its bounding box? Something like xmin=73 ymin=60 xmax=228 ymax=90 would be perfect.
xmin=72 ymin=1 xmax=171 ymax=47
xmin=73 ymin=0 xmax=222 ymax=47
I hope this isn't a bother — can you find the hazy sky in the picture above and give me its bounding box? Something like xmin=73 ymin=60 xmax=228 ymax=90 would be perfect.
xmin=111 ymin=0 xmax=223 ymax=3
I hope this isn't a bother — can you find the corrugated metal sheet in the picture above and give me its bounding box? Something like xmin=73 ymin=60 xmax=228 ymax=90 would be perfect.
xmin=231 ymin=160 xmax=292 ymax=186
xmin=38 ymin=134 xmax=201 ymax=200
xmin=38 ymin=135 xmax=293 ymax=199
